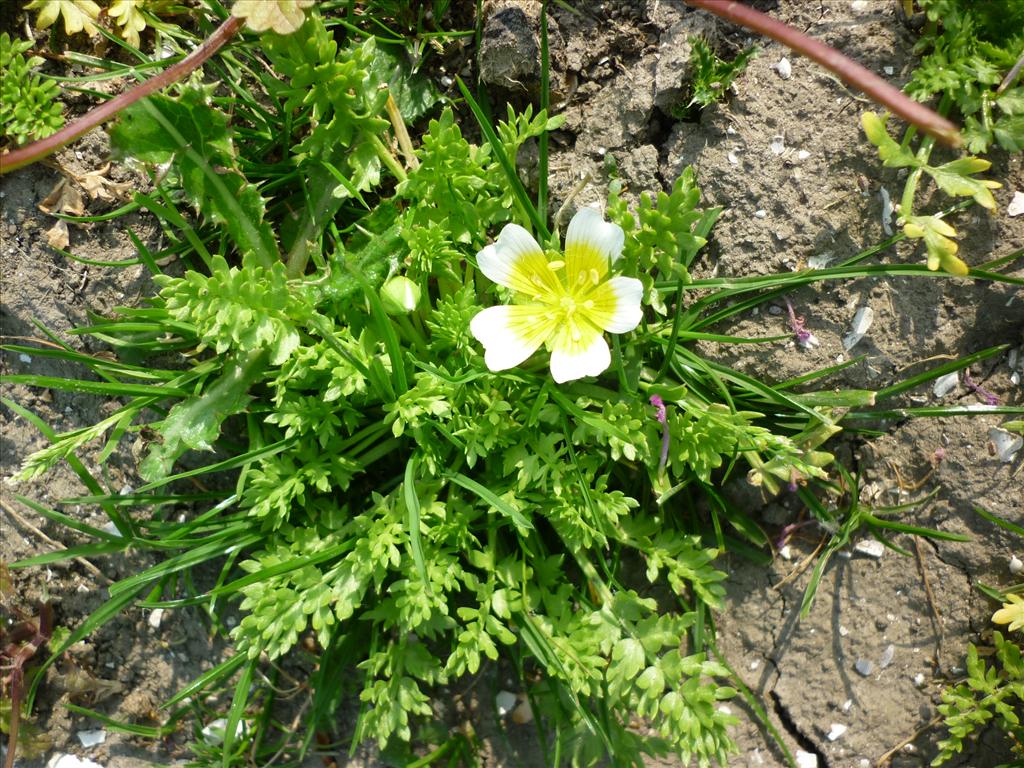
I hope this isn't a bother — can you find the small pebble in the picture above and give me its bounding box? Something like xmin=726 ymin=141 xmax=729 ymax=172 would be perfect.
xmin=773 ymin=57 xmax=792 ymax=79
xmin=769 ymin=136 xmax=786 ymax=156
xmin=496 ymin=690 xmax=517 ymax=716
xmin=839 ymin=625 xmax=849 ymax=637
xmin=77 ymin=729 xmax=106 ymax=748
xmin=19 ymin=353 xmax=32 ymax=363
xmin=883 ymin=65 xmax=895 ymax=75
xmin=796 ymin=750 xmax=818 ymax=768
xmin=148 ymin=608 xmax=165 ymax=629
xmin=1010 ymin=555 xmax=1023 ymax=576
xmin=827 ymin=723 xmax=848 ymax=741
xmin=1008 ymin=191 xmax=1024 ymax=217
xmin=843 ymin=306 xmax=874 ymax=351
xmin=797 ymin=149 xmax=811 ymax=160
xmin=754 ymin=209 xmax=767 ymax=219
xmin=511 ymin=698 xmax=533 ymax=724
xmin=854 ymin=539 xmax=885 ymax=559
xmin=842 ymin=698 xmax=853 ymax=713
xmin=854 ymin=658 xmax=874 ymax=676
xmin=779 ymin=545 xmax=792 ymax=560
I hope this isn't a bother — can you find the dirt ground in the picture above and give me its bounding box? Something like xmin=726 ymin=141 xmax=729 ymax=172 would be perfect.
xmin=2 ymin=1 xmax=1022 ymax=767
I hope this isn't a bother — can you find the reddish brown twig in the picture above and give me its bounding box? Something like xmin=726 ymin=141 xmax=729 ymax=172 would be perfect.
xmin=0 ymin=15 xmax=245 ymax=175
xmin=683 ymin=0 xmax=962 ymax=148
xmin=2 ymin=602 xmax=54 ymax=768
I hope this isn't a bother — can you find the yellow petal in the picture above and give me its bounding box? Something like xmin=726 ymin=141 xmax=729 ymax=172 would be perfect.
xmin=582 ymin=275 xmax=643 ymax=334
xmin=993 ymin=594 xmax=1024 ymax=632
xmin=477 ymin=224 xmax=561 ymax=298
xmin=232 ymin=0 xmax=313 ymax=35
xmin=548 ymin=320 xmax=609 ymax=383
xmin=470 ymin=304 xmax=558 ymax=372
xmin=564 ymin=206 xmax=624 ymax=289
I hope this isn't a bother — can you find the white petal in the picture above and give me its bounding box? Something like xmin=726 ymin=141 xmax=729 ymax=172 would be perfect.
xmin=565 ymin=206 xmax=625 ymax=278
xmin=477 ymin=224 xmax=558 ymax=297
xmin=470 ymin=305 xmax=555 ymax=372
xmin=549 ymin=333 xmax=611 ymax=384
xmin=596 ymin=276 xmax=643 ymax=333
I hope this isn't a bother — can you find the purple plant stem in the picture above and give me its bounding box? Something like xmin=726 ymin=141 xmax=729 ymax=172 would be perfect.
xmin=0 ymin=15 xmax=245 ymax=175
xmin=684 ymin=0 xmax=962 ymax=147
xmin=784 ymin=297 xmax=813 ymax=347
xmin=650 ymin=395 xmax=670 ymax=475
xmin=964 ymin=368 xmax=999 ymax=405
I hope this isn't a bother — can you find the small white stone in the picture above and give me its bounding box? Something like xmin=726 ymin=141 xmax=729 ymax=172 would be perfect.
xmin=773 ymin=57 xmax=792 ymax=79
xmin=102 ymin=521 xmax=121 ymax=537
xmin=77 ymin=729 xmax=106 ymax=748
xmin=780 ymin=545 xmax=793 ymax=560
xmin=148 ymin=608 xmax=165 ymax=629
xmin=851 ymin=0 xmax=870 ymax=10
xmin=797 ymin=149 xmax=811 ymax=160
xmin=913 ymin=672 xmax=926 ymax=687
xmin=18 ymin=353 xmax=32 ymax=363
xmin=854 ymin=539 xmax=885 ymax=559
xmin=496 ymin=690 xmax=517 ymax=716
xmin=754 ymin=209 xmax=767 ymax=219
xmin=47 ymin=756 xmax=105 ymax=768
xmin=827 ymin=723 xmax=848 ymax=741
xmin=883 ymin=66 xmax=895 ymax=75
xmin=1010 ymin=555 xmax=1023 ymax=575
xmin=839 ymin=625 xmax=849 ymax=637
xmin=728 ymin=149 xmax=741 ymax=164
xmin=990 ymin=428 xmax=1023 ymax=462
xmin=1008 ymin=191 xmax=1024 ymax=217
xmin=750 ymin=659 xmax=761 ymax=671
xmin=769 ymin=136 xmax=786 ymax=156
xmin=933 ymin=371 xmax=960 ymax=398
xmin=796 ymin=750 xmax=818 ymax=768
xmin=842 ymin=698 xmax=853 ymax=713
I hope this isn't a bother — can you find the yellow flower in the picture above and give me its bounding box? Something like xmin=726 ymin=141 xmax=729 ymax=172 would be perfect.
xmin=231 ymin=0 xmax=314 ymax=35
xmin=108 ymin=0 xmax=148 ymax=49
xmin=992 ymin=593 xmax=1024 ymax=633
xmin=26 ymin=0 xmax=101 ymax=36
xmin=470 ymin=207 xmax=642 ymax=383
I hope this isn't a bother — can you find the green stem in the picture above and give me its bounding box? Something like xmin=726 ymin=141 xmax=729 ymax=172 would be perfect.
xmin=369 ymin=133 xmax=407 ymax=183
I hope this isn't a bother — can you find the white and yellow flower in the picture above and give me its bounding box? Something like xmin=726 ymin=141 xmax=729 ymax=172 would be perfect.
xmin=470 ymin=207 xmax=642 ymax=383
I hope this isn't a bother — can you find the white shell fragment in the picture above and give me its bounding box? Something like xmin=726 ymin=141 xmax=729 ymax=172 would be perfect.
xmin=796 ymin=750 xmax=819 ymax=768
xmin=1008 ymin=191 xmax=1024 ymax=217
xmin=77 ymin=729 xmax=107 ymax=748
xmin=989 ymin=428 xmax=1023 ymax=462
xmin=496 ymin=690 xmax=517 ymax=716
xmin=769 ymin=136 xmax=786 ymax=156
xmin=854 ymin=539 xmax=885 ymax=559
xmin=842 ymin=306 xmax=874 ymax=351
xmin=1010 ymin=555 xmax=1023 ymax=576
xmin=827 ymin=723 xmax=848 ymax=741
xmin=148 ymin=608 xmax=165 ymax=629
xmin=879 ymin=643 xmax=895 ymax=669
xmin=933 ymin=372 xmax=960 ymax=398
xmin=773 ymin=57 xmax=792 ymax=79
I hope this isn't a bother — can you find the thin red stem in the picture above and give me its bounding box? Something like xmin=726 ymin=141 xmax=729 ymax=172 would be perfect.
xmin=0 ymin=15 xmax=245 ymax=175
xmin=684 ymin=0 xmax=962 ymax=148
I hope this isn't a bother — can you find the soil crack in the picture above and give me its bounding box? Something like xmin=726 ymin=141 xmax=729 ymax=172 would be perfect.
xmin=770 ymin=688 xmax=828 ymax=767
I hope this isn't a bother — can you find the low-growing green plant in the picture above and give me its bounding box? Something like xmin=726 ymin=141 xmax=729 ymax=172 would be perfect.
xmin=932 ymin=630 xmax=1024 ymax=766
xmin=3 ymin=3 xmax=1024 ymax=767
xmin=0 ymin=33 xmax=64 ymax=146
xmin=674 ymin=36 xmax=756 ymax=116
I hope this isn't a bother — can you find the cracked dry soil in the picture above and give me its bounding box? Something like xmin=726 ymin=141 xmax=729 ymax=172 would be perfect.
xmin=2 ymin=1 xmax=1023 ymax=766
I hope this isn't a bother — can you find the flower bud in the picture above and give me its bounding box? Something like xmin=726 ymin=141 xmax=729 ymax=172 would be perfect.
xmin=380 ymin=275 xmax=420 ymax=315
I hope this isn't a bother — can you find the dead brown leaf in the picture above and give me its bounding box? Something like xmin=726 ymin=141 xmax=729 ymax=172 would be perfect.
xmin=74 ymin=163 xmax=133 ymax=203
xmin=44 ymin=219 xmax=70 ymax=250
xmin=37 ymin=178 xmax=85 ymax=216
